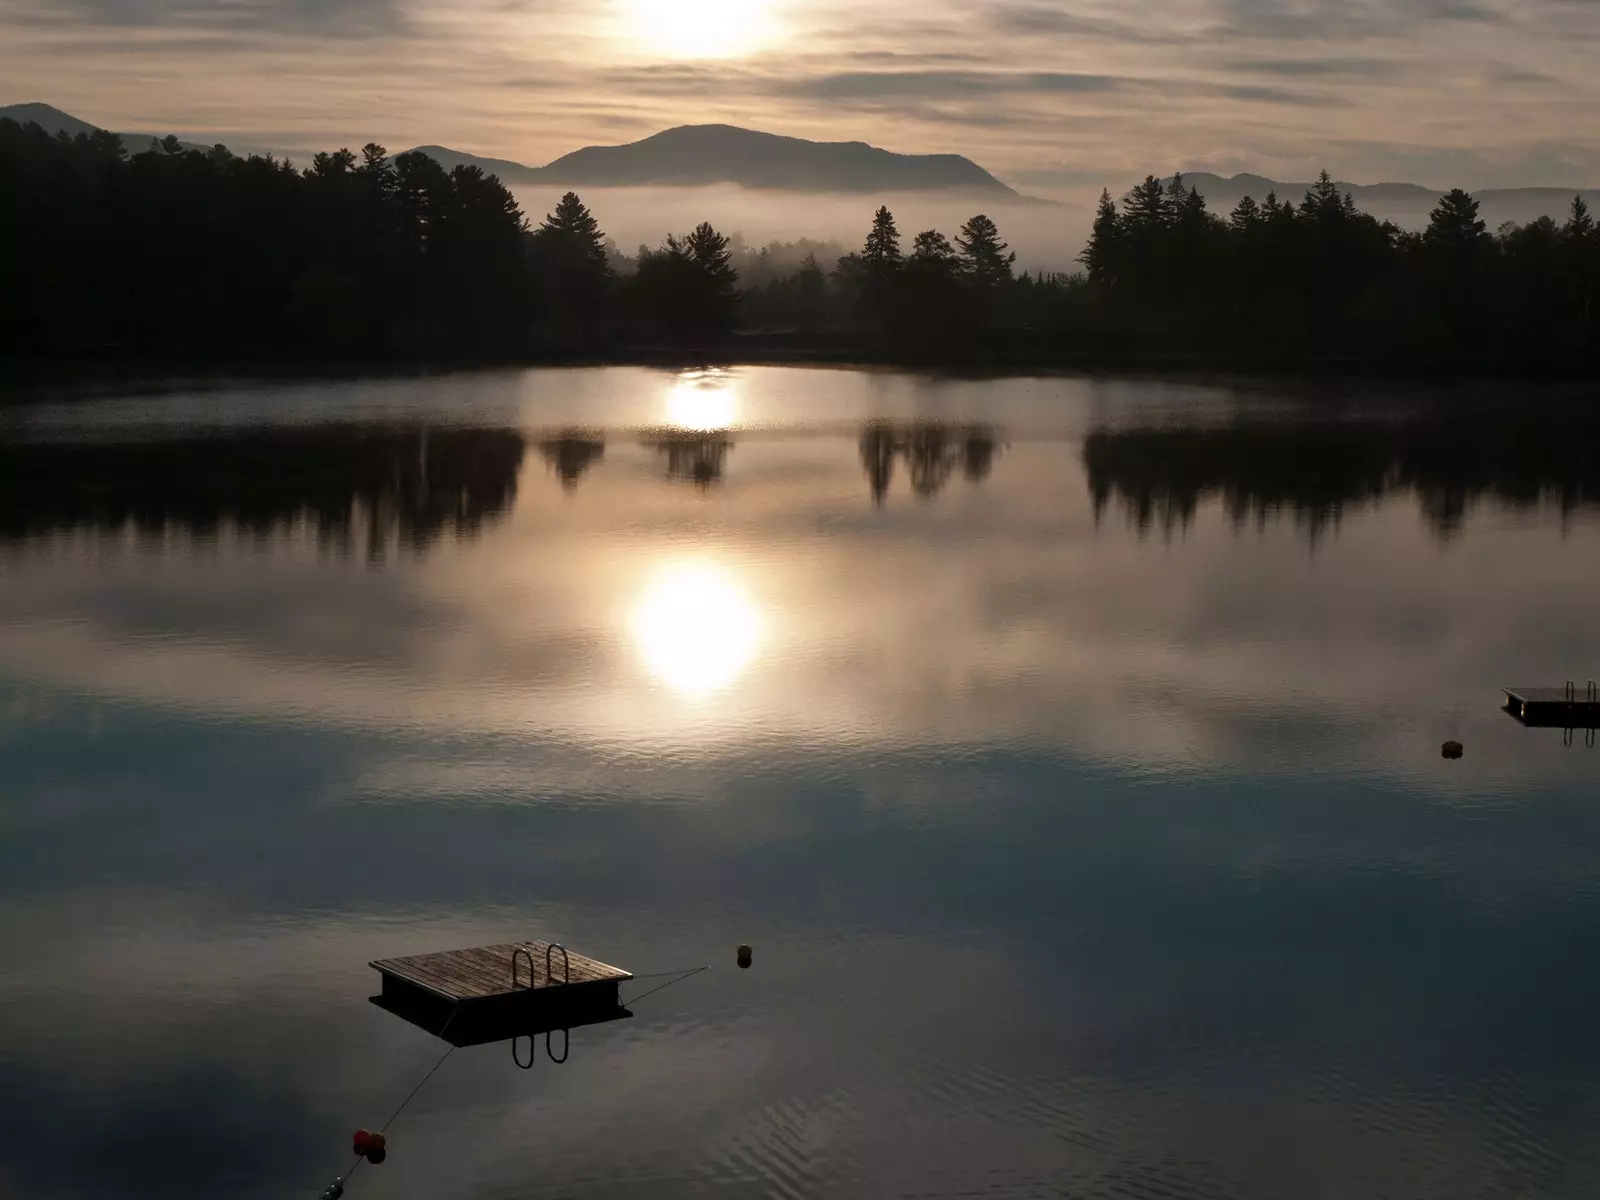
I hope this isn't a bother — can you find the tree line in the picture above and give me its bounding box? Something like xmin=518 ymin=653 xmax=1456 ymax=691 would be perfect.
xmin=1076 ymin=172 xmax=1600 ymax=369
xmin=3 ymin=116 xmax=1597 ymax=370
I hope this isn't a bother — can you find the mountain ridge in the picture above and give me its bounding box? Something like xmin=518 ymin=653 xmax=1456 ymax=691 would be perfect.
xmin=412 ymin=123 xmax=1027 ymax=197
xmin=0 ymin=101 xmax=213 ymax=156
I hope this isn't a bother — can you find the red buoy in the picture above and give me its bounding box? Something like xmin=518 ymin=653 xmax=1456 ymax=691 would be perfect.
xmin=352 ymin=1129 xmax=374 ymax=1156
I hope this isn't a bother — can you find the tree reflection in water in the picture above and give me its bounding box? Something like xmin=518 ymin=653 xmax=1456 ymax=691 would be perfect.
xmin=859 ymin=421 xmax=1001 ymax=504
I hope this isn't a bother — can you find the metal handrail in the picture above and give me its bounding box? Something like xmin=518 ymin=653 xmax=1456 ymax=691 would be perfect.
xmin=1567 ymin=680 xmax=1576 ymax=702
xmin=1589 ymin=680 xmax=1597 ymax=703
xmin=546 ymin=942 xmax=570 ymax=987
xmin=512 ymin=1035 xmax=535 ymax=1069
xmin=511 ymin=945 xmax=535 ymax=991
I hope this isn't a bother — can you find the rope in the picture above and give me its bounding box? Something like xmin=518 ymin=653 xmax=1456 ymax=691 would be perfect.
xmin=323 ymin=1004 xmax=463 ymax=1195
xmin=620 ymin=965 xmax=708 ymax=1007
xmin=319 ymin=965 xmax=711 ymax=1195
xmin=381 ymin=1003 xmax=462 ymax=1131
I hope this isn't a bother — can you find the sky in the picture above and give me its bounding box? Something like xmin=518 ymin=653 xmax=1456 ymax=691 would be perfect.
xmin=2 ymin=0 xmax=1599 ymax=190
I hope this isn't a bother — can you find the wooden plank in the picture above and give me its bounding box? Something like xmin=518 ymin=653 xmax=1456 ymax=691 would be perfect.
xmin=1504 ymin=687 xmax=1600 ymax=705
xmin=371 ymin=940 xmax=632 ymax=1003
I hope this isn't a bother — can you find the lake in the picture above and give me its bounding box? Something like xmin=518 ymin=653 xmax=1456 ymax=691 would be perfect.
xmin=3 ymin=365 xmax=1600 ymax=1199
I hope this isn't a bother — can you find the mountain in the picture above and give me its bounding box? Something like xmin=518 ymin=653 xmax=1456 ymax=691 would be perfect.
xmin=411 ymin=124 xmax=1024 ymax=197
xmin=0 ymin=101 xmax=212 ymax=155
xmin=1171 ymin=171 xmax=1600 ymax=231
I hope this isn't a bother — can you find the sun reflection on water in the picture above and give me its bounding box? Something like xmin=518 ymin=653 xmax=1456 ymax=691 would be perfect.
xmin=629 ymin=561 xmax=761 ymax=696
xmin=664 ymin=370 xmax=739 ymax=431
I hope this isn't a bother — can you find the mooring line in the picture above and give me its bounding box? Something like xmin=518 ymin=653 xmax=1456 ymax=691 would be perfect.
xmin=321 ymin=966 xmax=710 ymax=1195
xmin=620 ymin=964 xmax=709 ymax=1006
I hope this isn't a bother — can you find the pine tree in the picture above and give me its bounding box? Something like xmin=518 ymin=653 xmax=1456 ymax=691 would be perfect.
xmin=862 ymin=206 xmax=902 ymax=273
xmin=684 ymin=220 xmax=739 ymax=333
xmin=1229 ymin=195 xmax=1261 ymax=234
xmin=685 ymin=220 xmax=737 ymax=289
xmin=956 ymin=214 xmax=1015 ymax=290
xmin=1424 ymin=188 xmax=1488 ymax=252
xmin=1123 ymin=175 xmax=1167 ymax=230
xmin=537 ymin=192 xmax=610 ymax=273
xmin=910 ymin=229 xmax=959 ymax=272
xmin=1300 ymin=170 xmax=1347 ymax=223
xmin=1565 ymin=195 xmax=1595 ymax=241
xmin=1080 ymin=188 xmax=1123 ymax=286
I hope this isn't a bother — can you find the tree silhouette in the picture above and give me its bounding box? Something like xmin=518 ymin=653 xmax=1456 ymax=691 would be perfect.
xmin=532 ymin=191 xmax=613 ymax=334
xmin=955 ymin=214 xmax=1015 ymax=319
xmin=1425 ymin=188 xmax=1489 ymax=253
xmin=862 ymin=205 xmax=903 ymax=272
xmin=857 ymin=205 xmax=903 ymax=330
xmin=1081 ymin=189 xmax=1123 ymax=287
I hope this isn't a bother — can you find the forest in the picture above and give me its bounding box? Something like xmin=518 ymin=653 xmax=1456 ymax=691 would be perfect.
xmin=2 ymin=117 xmax=1597 ymax=371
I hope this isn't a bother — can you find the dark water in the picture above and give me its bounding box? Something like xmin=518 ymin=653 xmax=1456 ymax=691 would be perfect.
xmin=4 ymin=367 xmax=1600 ymax=1199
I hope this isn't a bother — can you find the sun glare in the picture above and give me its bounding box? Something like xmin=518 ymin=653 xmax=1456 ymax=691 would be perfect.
xmin=664 ymin=371 xmax=739 ymax=430
xmin=623 ymin=0 xmax=776 ymax=58
xmin=630 ymin=562 xmax=761 ymax=696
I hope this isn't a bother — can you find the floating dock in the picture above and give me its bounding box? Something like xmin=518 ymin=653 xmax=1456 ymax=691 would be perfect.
xmin=370 ymin=940 xmax=633 ymax=1046
xmin=1502 ymin=683 xmax=1600 ymax=728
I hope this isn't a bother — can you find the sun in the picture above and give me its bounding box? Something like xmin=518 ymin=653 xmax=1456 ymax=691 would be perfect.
xmin=623 ymin=0 xmax=777 ymax=58
xmin=630 ymin=562 xmax=762 ymax=696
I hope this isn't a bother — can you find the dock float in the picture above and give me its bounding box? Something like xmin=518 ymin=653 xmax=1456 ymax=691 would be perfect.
xmin=370 ymin=940 xmax=633 ymax=1047
xmin=1503 ymin=682 xmax=1600 ymax=728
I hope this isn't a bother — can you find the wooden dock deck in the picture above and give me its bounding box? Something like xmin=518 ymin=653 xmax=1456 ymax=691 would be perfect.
xmin=1503 ymin=685 xmax=1600 ymax=728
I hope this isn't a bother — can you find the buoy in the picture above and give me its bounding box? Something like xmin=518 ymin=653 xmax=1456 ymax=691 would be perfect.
xmin=736 ymin=944 xmax=752 ymax=969
xmin=352 ymin=1129 xmax=374 ymax=1156
xmin=367 ymin=1147 xmax=387 ymax=1166
xmin=367 ymin=1132 xmax=386 ymax=1153
xmin=1442 ymin=740 xmax=1463 ymax=759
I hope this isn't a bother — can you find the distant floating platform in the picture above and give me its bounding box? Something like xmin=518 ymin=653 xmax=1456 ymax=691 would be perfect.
xmin=1503 ymin=685 xmax=1600 ymax=728
xmin=370 ymin=940 xmax=633 ymax=1041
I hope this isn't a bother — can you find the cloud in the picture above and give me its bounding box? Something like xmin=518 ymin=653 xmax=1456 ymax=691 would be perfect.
xmin=989 ymin=4 xmax=1195 ymax=43
xmin=18 ymin=0 xmax=407 ymax=36
xmin=0 ymin=0 xmax=1596 ymax=193
xmin=773 ymin=70 xmax=1128 ymax=101
xmin=1223 ymin=56 xmax=1403 ymax=77
xmin=1210 ymin=83 xmax=1353 ymax=106
xmin=1209 ymin=0 xmax=1505 ymax=40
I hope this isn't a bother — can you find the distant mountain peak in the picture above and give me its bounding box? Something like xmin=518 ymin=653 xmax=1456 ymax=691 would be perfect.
xmin=413 ymin=123 xmax=1024 ymax=197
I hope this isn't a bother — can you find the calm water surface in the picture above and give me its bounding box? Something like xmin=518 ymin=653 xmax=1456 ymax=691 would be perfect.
xmin=3 ymin=366 xmax=1600 ymax=1199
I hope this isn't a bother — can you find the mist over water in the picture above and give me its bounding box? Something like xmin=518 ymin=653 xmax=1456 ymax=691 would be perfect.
xmin=509 ymin=183 xmax=1100 ymax=273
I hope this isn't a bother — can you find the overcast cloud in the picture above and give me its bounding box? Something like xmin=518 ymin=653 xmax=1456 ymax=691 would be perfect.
xmin=1 ymin=0 xmax=1596 ymax=191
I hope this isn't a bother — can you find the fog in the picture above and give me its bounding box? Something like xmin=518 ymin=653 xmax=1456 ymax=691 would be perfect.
xmin=510 ymin=183 xmax=1104 ymax=276
xmin=508 ymin=179 xmax=1600 ymax=278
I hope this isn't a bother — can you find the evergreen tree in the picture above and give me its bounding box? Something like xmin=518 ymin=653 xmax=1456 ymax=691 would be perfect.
xmin=532 ymin=192 xmax=612 ymax=333
xmin=794 ymin=252 xmax=826 ymax=332
xmin=910 ymin=229 xmax=959 ymax=273
xmin=1081 ymin=188 xmax=1123 ymax=286
xmin=1425 ymin=188 xmax=1488 ymax=252
xmin=1123 ymin=175 xmax=1168 ymax=230
xmin=683 ymin=220 xmax=739 ymax=335
xmin=862 ymin=205 xmax=902 ymax=272
xmin=1228 ymin=195 xmax=1261 ymax=233
xmin=1300 ymin=170 xmax=1348 ymax=224
xmin=956 ymin=213 xmax=1015 ymax=290
xmin=1565 ymin=195 xmax=1595 ymax=241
